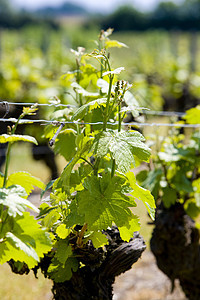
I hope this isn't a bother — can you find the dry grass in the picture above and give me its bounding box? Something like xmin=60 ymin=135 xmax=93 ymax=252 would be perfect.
xmin=0 ymin=264 xmax=52 ymax=300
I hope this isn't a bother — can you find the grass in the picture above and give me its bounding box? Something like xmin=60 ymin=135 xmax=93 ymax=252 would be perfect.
xmin=7 ymin=143 xmax=66 ymax=184
xmin=0 ymin=264 xmax=52 ymax=300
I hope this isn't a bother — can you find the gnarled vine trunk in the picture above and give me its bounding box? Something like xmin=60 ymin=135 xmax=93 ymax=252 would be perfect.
xmin=150 ymin=203 xmax=200 ymax=300
xmin=51 ymin=228 xmax=146 ymax=300
xmin=9 ymin=227 xmax=146 ymax=300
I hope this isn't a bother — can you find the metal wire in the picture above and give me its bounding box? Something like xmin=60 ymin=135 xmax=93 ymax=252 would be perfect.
xmin=0 ymin=118 xmax=199 ymax=128
xmin=0 ymin=100 xmax=75 ymax=108
xmin=1 ymin=100 xmax=199 ymax=127
xmin=0 ymin=100 xmax=186 ymax=117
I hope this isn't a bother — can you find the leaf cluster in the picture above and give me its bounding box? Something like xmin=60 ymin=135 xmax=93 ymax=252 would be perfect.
xmin=0 ymin=107 xmax=52 ymax=270
xmin=40 ymin=29 xmax=155 ymax=282
xmin=137 ymin=106 xmax=200 ymax=223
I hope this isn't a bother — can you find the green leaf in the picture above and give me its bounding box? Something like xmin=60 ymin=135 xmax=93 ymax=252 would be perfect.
xmin=71 ymin=82 xmax=99 ymax=97
xmin=0 ymin=185 xmax=39 ymax=217
xmin=71 ymin=98 xmax=107 ymax=121
xmin=56 ymin=224 xmax=71 ymax=239
xmin=183 ymin=105 xmax=200 ymax=124
xmin=126 ymin=172 xmax=156 ymax=220
xmin=23 ymin=106 xmax=38 ymax=116
xmin=158 ymin=144 xmax=196 ymax=163
xmin=162 ymin=186 xmax=177 ymax=208
xmin=7 ymin=172 xmax=45 ymax=195
xmin=77 ymin=173 xmax=137 ymax=231
xmin=5 ymin=232 xmax=39 ymax=262
xmin=0 ymin=134 xmax=37 ymax=145
xmin=54 ymin=129 xmax=76 ymax=161
xmin=41 ymin=209 xmax=60 ymax=229
xmin=56 ymin=136 xmax=92 ymax=194
xmin=105 ymin=40 xmax=128 ymax=49
xmin=0 ymin=174 xmax=4 ymax=188
xmin=119 ymin=215 xmax=140 ymax=241
xmin=92 ymin=130 xmax=151 ymax=173
xmin=0 ymin=212 xmax=52 ymax=268
xmin=48 ymin=257 xmax=78 ymax=282
xmin=14 ymin=212 xmax=52 ymax=259
xmin=41 ymin=180 xmax=55 ymax=198
xmin=65 ymin=199 xmax=85 ymax=228
xmin=89 ymin=231 xmax=108 ymax=248
xmin=54 ymin=240 xmax=72 ymax=265
xmin=171 ymin=171 xmax=193 ymax=193
xmin=184 ymin=199 xmax=200 ymax=219
xmin=141 ymin=168 xmax=163 ymax=199
xmin=103 ymin=67 xmax=125 ymax=77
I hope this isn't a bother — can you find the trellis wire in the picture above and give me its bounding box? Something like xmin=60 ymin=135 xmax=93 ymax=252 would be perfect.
xmin=0 ymin=118 xmax=199 ymax=128
xmin=0 ymin=101 xmax=74 ymax=108
xmin=0 ymin=100 xmax=199 ymax=128
xmin=0 ymin=100 xmax=185 ymax=117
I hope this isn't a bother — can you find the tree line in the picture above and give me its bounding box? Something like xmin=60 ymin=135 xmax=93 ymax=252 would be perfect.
xmin=99 ymin=0 xmax=200 ymax=31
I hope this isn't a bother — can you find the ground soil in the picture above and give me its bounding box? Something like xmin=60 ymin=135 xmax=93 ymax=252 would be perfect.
xmin=113 ymin=251 xmax=187 ymax=300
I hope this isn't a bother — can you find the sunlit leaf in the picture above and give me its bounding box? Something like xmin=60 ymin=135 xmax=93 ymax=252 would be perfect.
xmin=0 ymin=134 xmax=37 ymax=145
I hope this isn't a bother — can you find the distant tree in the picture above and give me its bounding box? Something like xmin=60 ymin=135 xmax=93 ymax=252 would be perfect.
xmin=36 ymin=2 xmax=88 ymax=16
xmin=101 ymin=5 xmax=148 ymax=31
xmin=150 ymin=1 xmax=179 ymax=30
xmin=179 ymin=0 xmax=200 ymax=29
xmin=0 ymin=0 xmax=13 ymax=14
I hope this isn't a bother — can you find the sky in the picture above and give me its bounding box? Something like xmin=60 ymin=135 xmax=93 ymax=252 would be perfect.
xmin=11 ymin=0 xmax=184 ymax=13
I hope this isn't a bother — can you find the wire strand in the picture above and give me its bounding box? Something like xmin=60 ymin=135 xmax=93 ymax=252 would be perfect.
xmin=0 ymin=100 xmax=186 ymax=117
xmin=0 ymin=100 xmax=75 ymax=108
xmin=0 ymin=118 xmax=199 ymax=128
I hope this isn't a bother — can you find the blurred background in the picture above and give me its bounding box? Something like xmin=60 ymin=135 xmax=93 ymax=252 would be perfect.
xmin=0 ymin=0 xmax=200 ymax=183
xmin=0 ymin=1 xmax=199 ymax=299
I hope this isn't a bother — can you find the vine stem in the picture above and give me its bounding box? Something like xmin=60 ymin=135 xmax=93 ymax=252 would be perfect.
xmin=111 ymin=159 xmax=116 ymax=178
xmin=118 ymin=102 xmax=122 ymax=132
xmin=103 ymin=74 xmax=114 ymax=131
xmin=80 ymin=157 xmax=94 ymax=169
xmin=77 ymin=223 xmax=88 ymax=247
xmin=3 ymin=113 xmax=24 ymax=188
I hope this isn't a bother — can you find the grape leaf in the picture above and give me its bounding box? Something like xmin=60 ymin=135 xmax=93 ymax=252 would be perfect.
xmin=184 ymin=199 xmax=200 ymax=219
xmin=0 ymin=185 xmax=39 ymax=217
xmin=5 ymin=232 xmax=39 ymax=262
xmin=0 ymin=174 xmax=4 ymax=188
xmin=105 ymin=40 xmax=128 ymax=49
xmin=89 ymin=231 xmax=108 ymax=248
xmin=41 ymin=209 xmax=60 ymax=229
xmin=171 ymin=171 xmax=193 ymax=193
xmin=48 ymin=257 xmax=78 ymax=282
xmin=56 ymin=224 xmax=71 ymax=239
xmin=54 ymin=240 xmax=72 ymax=265
xmin=0 ymin=134 xmax=37 ymax=144
xmin=0 ymin=212 xmax=52 ymax=268
xmin=183 ymin=105 xmax=200 ymax=124
xmin=14 ymin=212 xmax=52 ymax=259
xmin=7 ymin=172 xmax=45 ymax=195
xmin=77 ymin=173 xmax=137 ymax=231
xmin=158 ymin=144 xmax=196 ymax=163
xmin=71 ymin=82 xmax=99 ymax=97
xmin=119 ymin=215 xmax=140 ymax=241
xmin=162 ymin=186 xmax=177 ymax=208
xmin=141 ymin=168 xmax=163 ymax=199
xmin=92 ymin=130 xmax=151 ymax=173
xmin=103 ymin=67 xmax=125 ymax=77
xmin=54 ymin=129 xmax=76 ymax=161
xmin=126 ymin=172 xmax=156 ymax=220
xmin=56 ymin=136 xmax=92 ymax=194
xmin=71 ymin=98 xmax=107 ymax=121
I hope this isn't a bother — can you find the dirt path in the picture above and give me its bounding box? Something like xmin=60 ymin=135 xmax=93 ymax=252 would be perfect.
xmin=113 ymin=251 xmax=187 ymax=300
